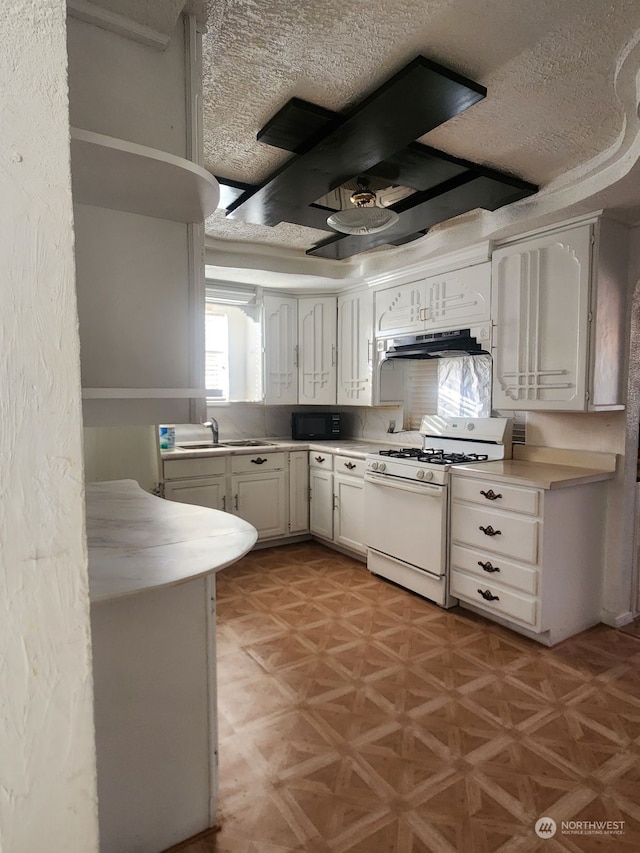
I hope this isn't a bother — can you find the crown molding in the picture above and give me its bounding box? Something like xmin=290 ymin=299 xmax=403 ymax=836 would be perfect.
xmin=364 ymin=241 xmax=492 ymax=289
xmin=67 ymin=0 xmax=172 ymax=50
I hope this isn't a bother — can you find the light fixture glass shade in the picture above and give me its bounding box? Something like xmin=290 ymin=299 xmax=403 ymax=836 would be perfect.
xmin=326 ymin=206 xmax=399 ymax=235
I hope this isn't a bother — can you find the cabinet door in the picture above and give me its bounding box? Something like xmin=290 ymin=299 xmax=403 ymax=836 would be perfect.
xmin=230 ymin=472 xmax=286 ymax=539
xmin=309 ymin=468 xmax=334 ymax=540
xmin=289 ymin=451 xmax=309 ymax=534
xmin=423 ymin=263 xmax=491 ymax=330
xmin=263 ymin=294 xmax=298 ymax=405
xmin=492 ymin=225 xmax=592 ymax=411
xmin=374 ymin=282 xmax=425 ymax=337
xmin=337 ymin=290 xmax=373 ymax=406
xmin=334 ymin=474 xmax=365 ymax=554
xmin=164 ymin=478 xmax=226 ymax=511
xmin=298 ymin=296 xmax=337 ymax=405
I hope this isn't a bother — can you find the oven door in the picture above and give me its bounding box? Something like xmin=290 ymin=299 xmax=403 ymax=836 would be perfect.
xmin=364 ymin=472 xmax=447 ymax=576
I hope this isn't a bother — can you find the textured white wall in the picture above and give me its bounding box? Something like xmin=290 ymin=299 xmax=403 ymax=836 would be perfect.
xmin=0 ymin=3 xmax=99 ymax=851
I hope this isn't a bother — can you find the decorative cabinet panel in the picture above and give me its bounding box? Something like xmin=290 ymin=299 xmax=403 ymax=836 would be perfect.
xmin=337 ymin=289 xmax=374 ymax=406
xmin=298 ymin=296 xmax=337 ymax=405
xmin=450 ymin=471 xmax=607 ymax=645
xmin=491 ymin=218 xmax=628 ymax=411
xmin=263 ymin=294 xmax=298 ymax=405
xmin=374 ymin=263 xmax=491 ymax=337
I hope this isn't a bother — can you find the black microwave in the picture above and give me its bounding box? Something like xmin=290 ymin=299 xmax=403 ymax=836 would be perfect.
xmin=291 ymin=412 xmax=342 ymax=441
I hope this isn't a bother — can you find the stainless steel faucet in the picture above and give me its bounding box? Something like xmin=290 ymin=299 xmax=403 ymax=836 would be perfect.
xmin=203 ymin=418 xmax=219 ymax=444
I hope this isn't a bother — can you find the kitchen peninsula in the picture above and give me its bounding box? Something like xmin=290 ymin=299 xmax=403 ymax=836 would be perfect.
xmin=87 ymin=480 xmax=257 ymax=853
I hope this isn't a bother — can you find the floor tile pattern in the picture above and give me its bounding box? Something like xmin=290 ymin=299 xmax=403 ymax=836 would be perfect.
xmin=174 ymin=542 xmax=640 ymax=853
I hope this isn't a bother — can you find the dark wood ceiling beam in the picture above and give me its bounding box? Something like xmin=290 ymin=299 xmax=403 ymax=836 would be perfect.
xmin=307 ymin=174 xmax=537 ymax=260
xmin=227 ymin=56 xmax=486 ymax=227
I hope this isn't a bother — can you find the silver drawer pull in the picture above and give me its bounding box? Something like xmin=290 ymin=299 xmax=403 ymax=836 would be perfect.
xmin=344 ymin=461 xmax=356 ymax=470
xmin=478 ymin=588 xmax=500 ymax=602
xmin=251 ymin=457 xmax=268 ymax=464
xmin=478 ymin=560 xmax=500 ymax=573
xmin=479 ymin=525 xmax=501 ymax=536
xmin=315 ymin=456 xmax=326 ymax=463
xmin=480 ymin=489 xmax=502 ymax=501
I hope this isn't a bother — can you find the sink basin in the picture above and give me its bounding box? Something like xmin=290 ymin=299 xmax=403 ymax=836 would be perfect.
xmin=175 ymin=443 xmax=223 ymax=450
xmin=218 ymin=439 xmax=276 ymax=447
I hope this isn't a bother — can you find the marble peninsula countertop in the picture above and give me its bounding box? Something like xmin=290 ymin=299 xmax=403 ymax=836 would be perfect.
xmin=86 ymin=479 xmax=257 ymax=603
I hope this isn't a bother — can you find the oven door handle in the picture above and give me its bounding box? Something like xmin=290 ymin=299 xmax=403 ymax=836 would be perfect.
xmin=364 ymin=472 xmax=443 ymax=496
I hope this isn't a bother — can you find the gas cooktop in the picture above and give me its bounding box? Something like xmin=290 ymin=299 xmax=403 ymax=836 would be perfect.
xmin=378 ymin=448 xmax=490 ymax=466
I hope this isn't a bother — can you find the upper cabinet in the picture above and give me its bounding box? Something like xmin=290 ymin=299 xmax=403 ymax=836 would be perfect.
xmin=374 ymin=263 xmax=491 ymax=337
xmin=337 ymin=289 xmax=374 ymax=406
xmin=298 ymin=296 xmax=337 ymax=405
xmin=491 ymin=218 xmax=628 ymax=412
xmin=263 ymin=294 xmax=338 ymax=406
xmin=263 ymin=294 xmax=299 ymax=405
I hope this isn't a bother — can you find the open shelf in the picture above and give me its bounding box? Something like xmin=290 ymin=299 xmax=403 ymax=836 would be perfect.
xmin=70 ymin=127 xmax=220 ymax=223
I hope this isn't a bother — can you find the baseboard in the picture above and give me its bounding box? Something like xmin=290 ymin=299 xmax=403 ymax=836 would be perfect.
xmin=161 ymin=825 xmax=220 ymax=852
xmin=600 ymin=609 xmax=636 ymax=628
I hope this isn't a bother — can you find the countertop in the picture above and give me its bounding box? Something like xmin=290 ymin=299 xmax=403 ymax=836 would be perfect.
xmin=454 ymin=445 xmax=617 ymax=490
xmin=161 ymin=437 xmax=397 ymax=461
xmin=86 ymin=479 xmax=257 ymax=603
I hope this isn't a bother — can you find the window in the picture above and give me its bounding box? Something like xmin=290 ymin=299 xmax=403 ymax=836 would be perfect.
xmin=204 ymin=284 xmax=262 ymax=403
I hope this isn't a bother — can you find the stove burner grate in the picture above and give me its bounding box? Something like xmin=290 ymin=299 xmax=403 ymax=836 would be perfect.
xmin=379 ymin=448 xmax=489 ymax=465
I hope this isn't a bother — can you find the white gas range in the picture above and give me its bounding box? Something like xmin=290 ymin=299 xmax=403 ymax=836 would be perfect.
xmin=364 ymin=416 xmax=512 ymax=607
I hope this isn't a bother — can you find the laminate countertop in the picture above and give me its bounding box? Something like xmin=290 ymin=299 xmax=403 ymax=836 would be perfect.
xmin=86 ymin=479 xmax=257 ymax=603
xmin=454 ymin=446 xmax=618 ymax=490
xmin=161 ymin=438 xmax=399 ymax=461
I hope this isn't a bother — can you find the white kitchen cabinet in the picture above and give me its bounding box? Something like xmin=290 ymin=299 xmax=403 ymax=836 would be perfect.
xmin=163 ymin=477 xmax=226 ymax=511
xmin=229 ymin=471 xmax=287 ymax=539
xmin=333 ymin=458 xmax=366 ymax=555
xmin=450 ymin=471 xmax=607 ymax=645
xmin=309 ymin=453 xmax=334 ymax=540
xmin=263 ymin=294 xmax=298 ymax=405
xmin=374 ymin=263 xmax=491 ymax=337
xmin=289 ymin=450 xmax=310 ymax=533
xmin=337 ymin=289 xmax=374 ymax=406
xmin=298 ymin=296 xmax=337 ymax=405
xmin=491 ymin=217 xmax=628 ymax=411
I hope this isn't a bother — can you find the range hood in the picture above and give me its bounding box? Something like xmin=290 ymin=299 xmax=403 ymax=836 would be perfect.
xmin=383 ymin=328 xmax=490 ymax=359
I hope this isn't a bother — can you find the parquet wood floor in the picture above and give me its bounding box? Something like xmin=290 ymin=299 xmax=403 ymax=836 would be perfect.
xmin=172 ymin=542 xmax=640 ymax=853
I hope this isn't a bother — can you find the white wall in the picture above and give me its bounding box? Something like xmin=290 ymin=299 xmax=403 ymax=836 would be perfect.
xmin=0 ymin=3 xmax=99 ymax=851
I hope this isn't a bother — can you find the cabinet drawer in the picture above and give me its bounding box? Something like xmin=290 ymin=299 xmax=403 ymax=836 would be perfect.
xmin=309 ymin=451 xmax=334 ymax=470
xmin=451 ymin=503 xmax=539 ymax=564
xmin=230 ymin=451 xmax=286 ymax=473
xmin=450 ymin=544 xmax=539 ymax=595
xmin=163 ymin=456 xmax=227 ymax=480
xmin=452 ymin=476 xmax=539 ymax=515
xmin=333 ymin=456 xmax=365 ymax=477
xmin=450 ymin=569 xmax=538 ymax=628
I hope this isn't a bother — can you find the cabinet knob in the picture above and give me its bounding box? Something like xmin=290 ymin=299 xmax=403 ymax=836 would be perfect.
xmin=344 ymin=461 xmax=356 ymax=470
xmin=477 ymin=588 xmax=500 ymax=602
xmin=480 ymin=489 xmax=502 ymax=501
xmin=479 ymin=525 xmax=501 ymax=537
xmin=478 ymin=560 xmax=500 ymax=573
xmin=251 ymin=457 xmax=268 ymax=465
xmin=315 ymin=456 xmax=325 ymax=463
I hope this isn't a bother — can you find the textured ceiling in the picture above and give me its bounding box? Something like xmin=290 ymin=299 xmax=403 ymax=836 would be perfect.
xmin=201 ymin=0 xmax=640 ymax=254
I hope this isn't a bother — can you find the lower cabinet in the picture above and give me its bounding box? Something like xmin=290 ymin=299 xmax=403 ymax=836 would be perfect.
xmin=229 ymin=471 xmax=286 ymax=539
xmin=163 ymin=477 xmax=226 ymax=511
xmin=310 ymin=452 xmax=366 ymax=555
xmin=450 ymin=471 xmax=606 ymax=645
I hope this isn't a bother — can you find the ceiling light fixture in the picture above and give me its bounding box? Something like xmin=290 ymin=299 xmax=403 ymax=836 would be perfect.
xmin=326 ymin=177 xmax=399 ymax=235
